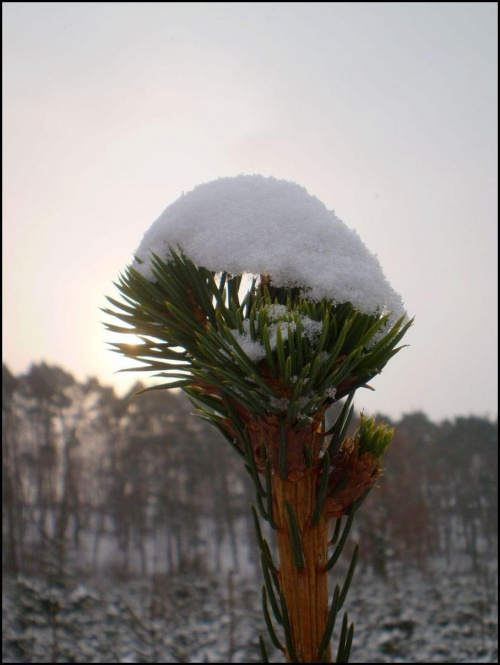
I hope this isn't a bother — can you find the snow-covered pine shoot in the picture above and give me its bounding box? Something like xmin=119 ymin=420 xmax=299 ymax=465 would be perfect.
xmin=104 ymin=175 xmax=412 ymax=663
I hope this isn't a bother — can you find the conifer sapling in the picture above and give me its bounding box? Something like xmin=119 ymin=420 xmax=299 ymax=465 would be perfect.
xmin=104 ymin=175 xmax=412 ymax=663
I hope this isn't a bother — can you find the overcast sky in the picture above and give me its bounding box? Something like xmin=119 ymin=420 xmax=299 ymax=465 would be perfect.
xmin=3 ymin=2 xmax=498 ymax=422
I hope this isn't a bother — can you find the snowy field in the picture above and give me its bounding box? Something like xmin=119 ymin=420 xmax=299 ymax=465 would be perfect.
xmin=3 ymin=558 xmax=497 ymax=663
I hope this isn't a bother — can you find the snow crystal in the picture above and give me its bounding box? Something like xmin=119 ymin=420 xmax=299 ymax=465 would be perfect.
xmin=228 ymin=306 xmax=325 ymax=366
xmin=263 ymin=304 xmax=324 ymax=347
xmin=298 ymin=394 xmax=316 ymax=409
xmin=268 ymin=391 xmax=320 ymax=414
xmin=229 ymin=331 xmax=267 ymax=363
xmin=265 ymin=304 xmax=289 ymax=319
xmin=133 ymin=175 xmax=406 ymax=321
xmin=299 ymin=316 xmax=323 ymax=342
xmin=269 ymin=396 xmax=290 ymax=411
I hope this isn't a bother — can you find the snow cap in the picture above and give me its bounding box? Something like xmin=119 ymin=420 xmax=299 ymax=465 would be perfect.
xmin=132 ymin=175 xmax=406 ymax=319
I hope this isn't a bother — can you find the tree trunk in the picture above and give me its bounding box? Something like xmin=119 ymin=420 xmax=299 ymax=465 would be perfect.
xmin=273 ymin=472 xmax=331 ymax=663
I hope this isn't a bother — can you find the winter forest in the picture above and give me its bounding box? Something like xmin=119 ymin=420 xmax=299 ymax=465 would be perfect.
xmin=2 ymin=361 xmax=498 ymax=663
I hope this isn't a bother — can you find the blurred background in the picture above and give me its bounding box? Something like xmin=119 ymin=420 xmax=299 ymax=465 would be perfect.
xmin=3 ymin=2 xmax=498 ymax=663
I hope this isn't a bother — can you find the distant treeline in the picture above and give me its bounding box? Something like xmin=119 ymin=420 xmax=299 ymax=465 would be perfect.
xmin=2 ymin=362 xmax=498 ymax=581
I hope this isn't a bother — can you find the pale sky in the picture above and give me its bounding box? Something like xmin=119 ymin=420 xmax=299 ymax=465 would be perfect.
xmin=3 ymin=2 xmax=498 ymax=422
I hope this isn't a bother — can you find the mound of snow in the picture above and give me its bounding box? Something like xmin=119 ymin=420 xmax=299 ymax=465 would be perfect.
xmin=132 ymin=175 xmax=405 ymax=319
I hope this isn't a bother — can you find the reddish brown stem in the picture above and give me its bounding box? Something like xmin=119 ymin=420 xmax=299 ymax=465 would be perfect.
xmin=273 ymin=471 xmax=331 ymax=663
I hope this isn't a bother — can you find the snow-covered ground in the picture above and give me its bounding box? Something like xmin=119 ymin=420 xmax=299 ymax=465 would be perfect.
xmin=348 ymin=562 xmax=498 ymax=663
xmin=3 ymin=558 xmax=497 ymax=663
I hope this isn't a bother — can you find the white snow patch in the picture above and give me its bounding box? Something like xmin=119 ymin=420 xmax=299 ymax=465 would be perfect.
xmin=265 ymin=304 xmax=289 ymax=319
xmin=228 ymin=305 xmax=324 ymax=365
xmin=269 ymin=396 xmax=290 ymax=411
xmin=268 ymin=391 xmax=320 ymax=414
xmin=299 ymin=316 xmax=323 ymax=342
xmin=230 ymin=331 xmax=267 ymax=363
xmin=132 ymin=175 xmax=406 ymax=321
xmin=263 ymin=304 xmax=324 ymax=347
